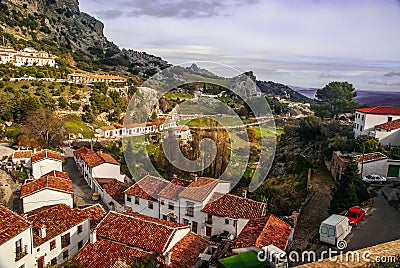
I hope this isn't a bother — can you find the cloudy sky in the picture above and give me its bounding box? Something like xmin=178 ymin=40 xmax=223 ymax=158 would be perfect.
xmin=80 ymin=0 xmax=400 ymax=91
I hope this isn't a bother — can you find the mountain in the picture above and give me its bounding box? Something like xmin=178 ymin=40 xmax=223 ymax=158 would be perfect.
xmin=0 ymin=0 xmax=169 ymax=75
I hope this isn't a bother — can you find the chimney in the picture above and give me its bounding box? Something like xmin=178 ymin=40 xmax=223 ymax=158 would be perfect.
xmin=38 ymin=225 xmax=46 ymax=238
xmin=190 ymin=173 xmax=198 ymax=182
xmin=33 ymin=148 xmax=37 ymax=154
xmin=165 ymin=252 xmax=172 ymax=265
xmin=90 ymin=230 xmax=97 ymax=244
xmin=242 ymin=189 xmax=247 ymax=199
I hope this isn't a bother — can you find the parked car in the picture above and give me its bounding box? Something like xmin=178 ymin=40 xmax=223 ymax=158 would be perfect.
xmin=362 ymin=174 xmax=387 ymax=184
xmin=210 ymin=231 xmax=231 ymax=242
xmin=345 ymin=207 xmax=366 ymax=226
xmin=319 ymin=214 xmax=352 ymax=245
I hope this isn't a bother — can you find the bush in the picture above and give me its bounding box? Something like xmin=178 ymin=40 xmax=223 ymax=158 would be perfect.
xmin=70 ymin=102 xmax=80 ymax=111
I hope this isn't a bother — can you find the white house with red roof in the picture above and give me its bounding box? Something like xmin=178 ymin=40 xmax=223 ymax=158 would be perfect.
xmin=26 ymin=204 xmax=90 ymax=267
xmin=354 ymin=106 xmax=400 ymax=144
xmin=73 ymin=147 xmax=124 ymax=189
xmin=373 ymin=119 xmax=400 ymax=147
xmin=71 ymin=211 xmax=211 ymax=268
xmin=12 ymin=150 xmax=33 ymax=168
xmin=0 ymin=204 xmax=35 ymax=268
xmin=93 ymin=178 xmax=130 ymax=211
xmin=20 ymin=174 xmax=73 ymax=213
xmin=31 ymin=149 xmax=63 ymax=179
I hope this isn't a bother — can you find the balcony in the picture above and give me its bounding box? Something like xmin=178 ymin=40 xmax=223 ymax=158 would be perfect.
xmin=15 ymin=251 xmax=27 ymax=262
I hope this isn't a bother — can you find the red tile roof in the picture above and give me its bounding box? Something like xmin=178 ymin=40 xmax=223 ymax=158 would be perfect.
xmin=355 ymin=152 xmax=388 ymax=163
xmin=25 ymin=204 xmax=88 ymax=247
xmin=158 ymin=178 xmax=192 ymax=201
xmin=96 ymin=211 xmax=189 ymax=253
xmin=356 ymin=106 xmax=400 ymax=115
xmin=20 ymin=175 xmax=73 ymax=198
xmin=201 ymin=193 xmax=267 ymax=219
xmin=0 ymin=205 xmax=31 ymax=246
xmin=78 ymin=204 xmax=107 ymax=231
xmin=31 ymin=149 xmax=62 ymax=163
xmin=102 ymin=179 xmax=130 ymax=205
xmin=13 ymin=150 xmax=32 ymax=159
xmin=231 ymin=215 xmax=292 ymax=251
xmin=376 ymin=119 xmax=400 ymax=131
xmin=74 ymin=147 xmax=120 ymax=168
xmin=179 ymin=177 xmax=230 ymax=202
xmin=71 ymin=240 xmax=147 ymax=268
xmin=100 ymin=125 xmax=116 ymax=131
xmin=125 ymin=175 xmax=169 ymax=201
xmin=167 ymin=231 xmax=210 ymax=268
xmin=41 ymin=170 xmax=70 ymax=180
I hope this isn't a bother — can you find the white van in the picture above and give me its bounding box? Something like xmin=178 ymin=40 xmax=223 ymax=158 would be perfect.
xmin=319 ymin=214 xmax=352 ymax=246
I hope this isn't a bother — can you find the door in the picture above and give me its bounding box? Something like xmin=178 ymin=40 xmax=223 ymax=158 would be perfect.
xmin=206 ymin=226 xmax=212 ymax=236
xmin=192 ymin=221 xmax=198 ymax=233
xmin=37 ymin=256 xmax=44 ymax=268
xmin=388 ymin=165 xmax=400 ymax=178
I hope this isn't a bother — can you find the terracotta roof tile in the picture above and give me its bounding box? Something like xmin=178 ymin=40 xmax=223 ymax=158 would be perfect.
xmin=31 ymin=149 xmax=62 ymax=163
xmin=231 ymin=215 xmax=292 ymax=251
xmin=41 ymin=170 xmax=70 ymax=180
xmin=355 ymin=152 xmax=388 ymax=163
xmin=158 ymin=178 xmax=192 ymax=201
xmin=20 ymin=175 xmax=73 ymax=199
xmin=167 ymin=231 xmax=210 ymax=268
xmin=179 ymin=177 xmax=230 ymax=202
xmin=71 ymin=240 xmax=147 ymax=268
xmin=102 ymin=179 xmax=130 ymax=205
xmin=376 ymin=119 xmax=400 ymax=131
xmin=74 ymin=147 xmax=120 ymax=168
xmin=356 ymin=106 xmax=400 ymax=115
xmin=25 ymin=204 xmax=88 ymax=247
xmin=13 ymin=150 xmax=32 ymax=159
xmin=96 ymin=211 xmax=189 ymax=253
xmin=125 ymin=175 xmax=169 ymax=201
xmin=78 ymin=204 xmax=107 ymax=231
xmin=201 ymin=193 xmax=267 ymax=219
xmin=0 ymin=205 xmax=31 ymax=246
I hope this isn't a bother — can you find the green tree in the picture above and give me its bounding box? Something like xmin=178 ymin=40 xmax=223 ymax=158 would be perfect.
xmin=130 ymin=254 xmax=159 ymax=268
xmin=329 ymin=160 xmax=369 ymax=213
xmin=316 ymin=81 xmax=359 ymax=117
xmin=82 ymin=104 xmax=96 ymax=123
xmin=356 ymin=135 xmax=384 ymax=153
xmin=57 ymin=97 xmax=68 ymax=109
xmin=297 ymin=116 xmax=322 ymax=141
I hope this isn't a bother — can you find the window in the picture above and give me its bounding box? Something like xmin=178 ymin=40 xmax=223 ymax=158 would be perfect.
xmin=51 ymin=258 xmax=57 ymax=265
xmin=206 ymin=214 xmax=212 ymax=224
xmin=170 ymin=217 xmax=176 ymax=222
xmin=19 ymin=265 xmax=25 ymax=268
xmin=148 ymin=201 xmax=153 ymax=209
xmin=15 ymin=239 xmax=22 ymax=258
xmin=61 ymin=233 xmax=70 ymax=248
xmin=321 ymin=226 xmax=328 ymax=234
xmin=225 ymin=219 xmax=230 ymax=224
xmin=50 ymin=240 xmax=56 ymax=250
xmin=135 ymin=196 xmax=140 ymax=205
xmin=328 ymin=228 xmax=335 ymax=237
xmin=183 ymin=219 xmax=189 ymax=225
xmin=389 ymin=116 xmax=393 ymax=122
xmin=186 ymin=202 xmax=194 ymax=217
xmin=168 ymin=202 xmax=174 ymax=210
xmin=78 ymin=225 xmax=83 ymax=234
xmin=63 ymin=250 xmax=69 ymax=259
xmin=361 ymin=115 xmax=365 ymax=121
xmin=78 ymin=240 xmax=83 ymax=250
xmin=360 ymin=126 xmax=363 ymax=132
xmin=163 ymin=215 xmax=168 ymax=220
xmin=161 ymin=200 xmax=165 ymax=205
xmin=127 ymin=196 xmax=131 ymax=202
xmin=192 ymin=221 xmax=198 ymax=233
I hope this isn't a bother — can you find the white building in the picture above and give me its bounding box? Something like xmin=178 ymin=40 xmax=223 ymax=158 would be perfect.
xmin=67 ymin=73 xmax=127 ymax=84
xmin=20 ymin=174 xmax=73 ymax=213
xmin=73 ymin=147 xmax=124 ymax=190
xmin=93 ymin=178 xmax=129 ymax=211
xmin=0 ymin=205 xmax=35 ymax=268
xmin=12 ymin=150 xmax=33 ymax=168
xmin=373 ymin=119 xmax=400 ymax=147
xmin=71 ymin=211 xmax=211 ymax=268
xmin=26 ymin=204 xmax=90 ymax=267
xmin=171 ymin=125 xmax=192 ymax=143
xmin=0 ymin=47 xmax=56 ymax=67
xmin=354 ymin=106 xmax=400 ymax=138
xmin=31 ymin=150 xmax=63 ymax=179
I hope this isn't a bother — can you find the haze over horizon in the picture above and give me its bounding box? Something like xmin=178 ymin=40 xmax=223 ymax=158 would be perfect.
xmin=80 ymin=0 xmax=400 ymax=92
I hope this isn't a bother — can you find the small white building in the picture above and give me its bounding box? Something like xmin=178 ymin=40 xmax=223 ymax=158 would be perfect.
xmin=0 ymin=205 xmax=36 ymax=268
xmin=354 ymin=106 xmax=400 ymax=138
xmin=93 ymin=178 xmax=130 ymax=211
xmin=31 ymin=150 xmax=63 ymax=179
xmin=372 ymin=119 xmax=400 ymax=147
xmin=171 ymin=125 xmax=192 ymax=143
xmin=20 ymin=174 xmax=73 ymax=213
xmin=73 ymin=147 xmax=124 ymax=190
xmin=12 ymin=150 xmax=33 ymax=168
xmin=26 ymin=204 xmax=90 ymax=267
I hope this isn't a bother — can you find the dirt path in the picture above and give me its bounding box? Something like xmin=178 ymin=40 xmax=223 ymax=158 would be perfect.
xmin=289 ymin=169 xmax=335 ymax=251
xmin=0 ymin=169 xmax=21 ymax=212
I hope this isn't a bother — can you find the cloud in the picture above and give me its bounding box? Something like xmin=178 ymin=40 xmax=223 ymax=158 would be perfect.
xmin=94 ymin=10 xmax=124 ymax=20
xmin=369 ymin=80 xmax=400 ymax=86
xmin=383 ymin=71 xmax=400 ymax=77
xmin=318 ymin=71 xmax=333 ymax=79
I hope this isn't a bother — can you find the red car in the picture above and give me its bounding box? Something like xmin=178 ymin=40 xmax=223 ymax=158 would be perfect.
xmin=345 ymin=207 xmax=366 ymax=226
